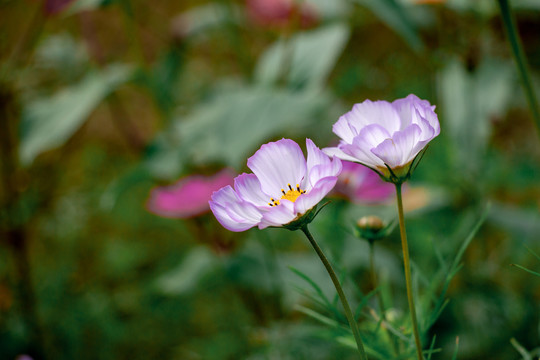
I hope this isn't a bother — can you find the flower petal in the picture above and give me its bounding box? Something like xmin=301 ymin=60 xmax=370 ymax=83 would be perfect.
xmin=306 ymin=138 xmax=330 ymax=170
xmin=332 ymin=116 xmax=358 ymax=143
xmin=346 ymin=100 xmax=402 ymax=134
xmin=258 ymin=200 xmax=296 ymax=229
xmin=308 ymin=160 xmax=342 ymax=189
xmin=294 ymin=176 xmax=337 ymax=215
xmin=338 ymin=124 xmax=393 ymax=168
xmin=209 ymin=186 xmax=262 ymax=232
xmin=247 ymin=139 xmax=307 ymax=198
xmin=234 ymin=173 xmax=269 ymax=206
xmin=323 ymin=146 xmax=362 ymax=163
xmin=371 ymin=124 xmax=425 ymax=168
xmin=392 ymin=94 xmax=440 ymax=136
xmin=209 ymin=202 xmax=255 ymax=232
xmin=306 ymin=138 xmax=342 ymax=188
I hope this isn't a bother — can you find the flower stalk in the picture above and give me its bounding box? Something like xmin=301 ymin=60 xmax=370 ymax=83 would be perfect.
xmin=395 ymin=183 xmax=423 ymax=360
xmin=300 ymin=225 xmax=368 ymax=360
xmin=496 ymin=0 xmax=540 ymax=140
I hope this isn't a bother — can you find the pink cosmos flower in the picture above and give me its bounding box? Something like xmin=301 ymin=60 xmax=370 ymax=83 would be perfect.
xmin=147 ymin=169 xmax=235 ymax=218
xmin=324 ymin=94 xmax=440 ymax=181
xmin=334 ymin=161 xmax=394 ymax=203
xmin=209 ymin=138 xmax=341 ymax=232
xmin=246 ymin=0 xmax=318 ymax=28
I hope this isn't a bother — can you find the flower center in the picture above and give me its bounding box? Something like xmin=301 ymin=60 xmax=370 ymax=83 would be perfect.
xmin=268 ymin=183 xmax=305 ymax=207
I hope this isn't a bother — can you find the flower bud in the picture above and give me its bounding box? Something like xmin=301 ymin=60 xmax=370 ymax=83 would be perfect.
xmin=354 ymin=216 xmax=394 ymax=243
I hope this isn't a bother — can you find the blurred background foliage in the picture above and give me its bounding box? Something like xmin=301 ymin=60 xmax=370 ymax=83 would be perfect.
xmin=1 ymin=0 xmax=540 ymax=359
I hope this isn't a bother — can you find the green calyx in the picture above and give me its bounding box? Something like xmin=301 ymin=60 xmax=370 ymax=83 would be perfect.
xmin=282 ymin=202 xmax=329 ymax=231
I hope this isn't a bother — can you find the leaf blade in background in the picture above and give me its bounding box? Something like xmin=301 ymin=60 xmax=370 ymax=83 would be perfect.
xmin=255 ymin=24 xmax=350 ymax=89
xmin=169 ymin=3 xmax=240 ymax=40
xmin=154 ymin=246 xmax=217 ymax=296
xmin=438 ymin=58 xmax=514 ymax=175
xmin=146 ymin=85 xmax=333 ymax=179
xmin=19 ymin=64 xmax=134 ymax=165
xmin=352 ymin=0 xmax=424 ymax=52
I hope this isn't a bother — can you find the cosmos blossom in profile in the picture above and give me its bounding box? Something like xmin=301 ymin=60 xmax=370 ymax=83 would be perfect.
xmin=209 ymin=138 xmax=342 ymax=231
xmin=147 ymin=169 xmax=235 ymax=218
xmin=324 ymin=94 xmax=440 ymax=181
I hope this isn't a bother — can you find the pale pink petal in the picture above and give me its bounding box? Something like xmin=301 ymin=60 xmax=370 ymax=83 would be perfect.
xmin=226 ymin=200 xmax=263 ymax=224
xmin=247 ymin=139 xmax=307 ymax=198
xmin=371 ymin=124 xmax=424 ymax=168
xmin=210 ymin=202 xmax=257 ymax=232
xmin=306 ymin=139 xmax=342 ymax=188
xmin=340 ymin=124 xmax=394 ymax=168
xmin=209 ymin=186 xmax=262 ymax=232
xmin=234 ymin=173 xmax=269 ymax=207
xmin=332 ymin=116 xmax=358 ymax=144
xmin=294 ymin=177 xmax=337 ymax=215
xmin=347 ymin=100 xmax=401 ymax=134
xmin=322 ymin=146 xmax=361 ymax=163
xmin=258 ymin=200 xmax=296 ymax=229
xmin=306 ymin=138 xmax=331 ymax=170
xmin=308 ymin=160 xmax=342 ymax=189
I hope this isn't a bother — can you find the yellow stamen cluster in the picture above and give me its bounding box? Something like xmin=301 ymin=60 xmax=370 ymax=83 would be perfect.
xmin=268 ymin=183 xmax=305 ymax=207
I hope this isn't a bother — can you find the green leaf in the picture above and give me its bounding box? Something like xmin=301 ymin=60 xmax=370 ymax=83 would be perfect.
xmin=170 ymin=3 xmax=239 ymax=39
xmin=289 ymin=266 xmax=332 ymax=308
xmin=154 ymin=246 xmax=217 ymax=296
xmin=20 ymin=64 xmax=134 ymax=165
xmin=65 ymin=0 xmax=110 ymax=15
xmin=352 ymin=0 xmax=424 ymax=52
xmin=426 ymin=208 xmax=487 ymax=329
xmin=255 ymin=24 xmax=350 ymax=89
xmin=511 ymin=338 xmax=533 ymax=360
xmin=147 ymin=85 xmax=332 ymax=179
xmin=294 ymin=305 xmax=342 ymax=329
xmin=439 ymin=58 xmax=514 ymax=173
xmin=511 ymin=263 xmax=540 ymax=277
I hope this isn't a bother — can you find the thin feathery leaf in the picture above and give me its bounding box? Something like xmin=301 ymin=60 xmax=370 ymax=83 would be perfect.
xmin=511 ymin=263 xmax=540 ymax=277
xmin=288 ymin=266 xmax=331 ymax=307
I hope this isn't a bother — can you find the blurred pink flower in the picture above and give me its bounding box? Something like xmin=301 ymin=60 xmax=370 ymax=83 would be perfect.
xmin=246 ymin=0 xmax=318 ymax=28
xmin=333 ymin=161 xmax=394 ymax=203
xmin=147 ymin=169 xmax=235 ymax=219
xmin=44 ymin=0 xmax=76 ymax=15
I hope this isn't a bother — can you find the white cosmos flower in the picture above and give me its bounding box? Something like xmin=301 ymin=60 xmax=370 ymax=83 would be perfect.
xmin=209 ymin=138 xmax=342 ymax=231
xmin=323 ymin=94 xmax=440 ymax=181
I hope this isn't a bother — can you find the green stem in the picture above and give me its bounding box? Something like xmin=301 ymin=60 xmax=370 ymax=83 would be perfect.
xmin=369 ymin=242 xmax=399 ymax=356
xmin=300 ymin=226 xmax=368 ymax=360
xmin=395 ymin=183 xmax=423 ymax=360
xmin=496 ymin=0 xmax=540 ymax=140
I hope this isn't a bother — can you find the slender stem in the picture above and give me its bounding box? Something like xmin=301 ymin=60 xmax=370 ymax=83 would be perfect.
xmin=496 ymin=0 xmax=540 ymax=140
xmin=395 ymin=183 xmax=423 ymax=360
xmin=300 ymin=226 xmax=368 ymax=360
